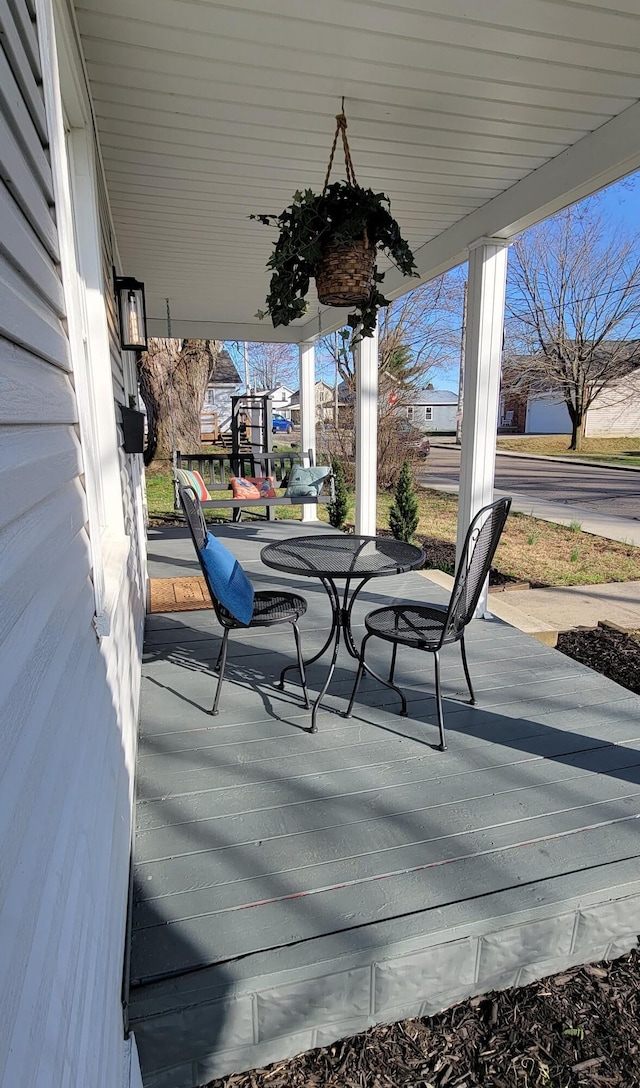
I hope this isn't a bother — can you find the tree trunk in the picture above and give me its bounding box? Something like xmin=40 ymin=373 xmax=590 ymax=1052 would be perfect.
xmin=138 ymin=338 xmax=222 ymax=465
xmin=566 ymin=400 xmax=586 ymax=452
xmin=571 ymin=414 xmax=586 ymax=452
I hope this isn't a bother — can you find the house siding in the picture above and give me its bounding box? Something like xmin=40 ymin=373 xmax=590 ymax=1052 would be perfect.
xmin=202 ymin=383 xmax=237 ymax=433
xmin=526 ymin=378 xmax=640 ymax=437
xmin=406 ymin=403 xmax=457 ymax=433
xmin=585 ymin=372 xmax=640 ymax=437
xmin=0 ymin=4 xmax=144 ymax=1087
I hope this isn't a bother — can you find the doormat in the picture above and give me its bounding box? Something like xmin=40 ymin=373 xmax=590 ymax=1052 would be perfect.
xmin=149 ymin=576 xmax=213 ymax=613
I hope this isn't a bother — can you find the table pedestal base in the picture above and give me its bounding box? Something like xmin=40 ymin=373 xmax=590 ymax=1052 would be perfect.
xmin=279 ymin=576 xmax=407 ymax=732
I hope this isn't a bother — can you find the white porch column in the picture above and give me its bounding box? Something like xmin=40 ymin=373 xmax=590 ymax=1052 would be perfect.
xmin=457 ymin=238 xmax=509 ymax=612
xmin=355 ymin=320 xmax=379 ymax=536
xmin=298 ymin=339 xmax=317 ymax=523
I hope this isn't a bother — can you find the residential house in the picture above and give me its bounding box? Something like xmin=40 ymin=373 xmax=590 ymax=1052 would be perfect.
xmin=268 ymin=383 xmax=295 ymax=418
xmin=501 ymin=346 xmax=640 ymax=435
xmin=201 ymin=347 xmax=241 ymax=436
xmin=289 ymin=379 xmax=335 ymax=424
xmin=403 ymin=388 xmax=458 ymax=434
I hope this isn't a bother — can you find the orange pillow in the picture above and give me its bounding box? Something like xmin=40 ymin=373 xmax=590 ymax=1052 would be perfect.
xmin=230 ymin=476 xmax=261 ymax=500
xmin=247 ymin=475 xmax=278 ymax=499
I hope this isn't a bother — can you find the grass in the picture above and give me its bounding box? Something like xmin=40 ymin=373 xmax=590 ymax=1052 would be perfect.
xmin=378 ymin=488 xmax=640 ymax=587
xmin=496 ymin=434 xmax=640 ymax=467
xmin=147 ymin=473 xmax=640 ymax=588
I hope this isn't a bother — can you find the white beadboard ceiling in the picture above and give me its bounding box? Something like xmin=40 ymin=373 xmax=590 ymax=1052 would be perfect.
xmin=74 ymin=0 xmax=640 ymax=342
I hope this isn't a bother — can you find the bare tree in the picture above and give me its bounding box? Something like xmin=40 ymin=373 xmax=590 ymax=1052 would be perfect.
xmin=316 ymin=273 xmax=463 ymax=481
xmin=246 ymin=342 xmax=298 ymax=391
xmin=322 ymin=272 xmax=464 ymax=393
xmin=138 ymin=338 xmax=222 ymax=464
xmin=506 ymin=202 xmax=640 ymax=450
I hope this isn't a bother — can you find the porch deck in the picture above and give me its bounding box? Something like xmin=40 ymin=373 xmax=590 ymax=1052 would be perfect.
xmin=130 ymin=522 xmax=640 ymax=1088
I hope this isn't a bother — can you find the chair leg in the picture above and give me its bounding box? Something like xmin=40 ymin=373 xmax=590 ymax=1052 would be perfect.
xmin=460 ymin=634 xmax=475 ymax=704
xmin=211 ymin=629 xmax=230 ymax=716
xmin=388 ymin=642 xmax=398 ymax=685
xmin=344 ymin=635 xmax=370 ymax=718
xmin=214 ymin=641 xmax=224 ymax=673
xmin=292 ymin=622 xmax=310 ymax=709
xmin=433 ymin=650 xmax=447 ymax=752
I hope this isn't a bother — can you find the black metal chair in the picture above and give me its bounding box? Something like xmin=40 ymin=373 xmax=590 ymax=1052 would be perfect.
xmin=179 ymin=485 xmax=310 ymax=716
xmin=344 ymin=497 xmax=512 ymax=751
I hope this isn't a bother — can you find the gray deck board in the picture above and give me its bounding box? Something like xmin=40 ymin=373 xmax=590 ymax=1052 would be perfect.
xmin=131 ymin=818 xmax=640 ymax=980
xmin=131 ymin=523 xmax=640 ymax=1084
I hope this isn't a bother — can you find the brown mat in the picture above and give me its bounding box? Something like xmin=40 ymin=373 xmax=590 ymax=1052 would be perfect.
xmin=149 ymin=576 xmax=213 ymax=613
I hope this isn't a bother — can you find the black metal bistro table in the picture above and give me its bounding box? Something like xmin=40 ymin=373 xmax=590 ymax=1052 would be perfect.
xmin=261 ymin=534 xmax=425 ymax=731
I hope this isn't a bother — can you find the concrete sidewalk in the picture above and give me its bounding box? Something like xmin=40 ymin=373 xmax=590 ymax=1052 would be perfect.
xmin=428 ymin=481 xmax=640 ymax=548
xmin=430 ymin=437 xmax=640 ymax=472
xmin=424 ymin=569 xmax=640 ymax=646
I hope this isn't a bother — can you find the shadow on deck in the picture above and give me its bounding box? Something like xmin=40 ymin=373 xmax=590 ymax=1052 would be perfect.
xmin=130 ymin=522 xmax=640 ymax=1088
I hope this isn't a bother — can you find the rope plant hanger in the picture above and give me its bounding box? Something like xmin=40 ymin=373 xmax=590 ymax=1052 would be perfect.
xmin=251 ymin=100 xmax=417 ymax=341
xmin=314 ymin=107 xmax=375 ymax=309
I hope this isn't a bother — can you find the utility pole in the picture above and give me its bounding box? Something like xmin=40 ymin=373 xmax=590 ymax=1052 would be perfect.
xmin=243 ymin=341 xmax=251 ymax=395
xmin=333 ymin=331 xmax=339 ymax=428
xmin=455 ymin=280 xmax=467 ymax=446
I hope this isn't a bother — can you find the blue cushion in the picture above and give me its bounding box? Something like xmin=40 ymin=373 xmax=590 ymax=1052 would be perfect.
xmin=284 ymin=465 xmax=331 ymax=498
xmin=199 ymin=531 xmax=254 ymax=625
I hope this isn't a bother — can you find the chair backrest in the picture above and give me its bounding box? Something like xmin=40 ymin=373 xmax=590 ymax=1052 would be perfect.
xmin=178 ymin=485 xmax=255 ymax=626
xmin=443 ymin=497 xmax=512 ymax=642
xmin=179 ymin=484 xmax=225 ymax=621
xmin=180 ymin=484 xmax=207 ymax=551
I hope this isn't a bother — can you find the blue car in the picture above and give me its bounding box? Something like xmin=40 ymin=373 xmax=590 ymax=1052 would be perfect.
xmin=272 ymin=414 xmax=293 ymax=434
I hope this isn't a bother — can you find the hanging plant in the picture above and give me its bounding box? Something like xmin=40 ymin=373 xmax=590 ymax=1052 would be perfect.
xmin=251 ymin=109 xmax=417 ymax=340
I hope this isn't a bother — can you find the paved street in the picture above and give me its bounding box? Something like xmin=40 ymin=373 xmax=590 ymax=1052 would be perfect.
xmin=421 ymin=446 xmax=640 ymax=522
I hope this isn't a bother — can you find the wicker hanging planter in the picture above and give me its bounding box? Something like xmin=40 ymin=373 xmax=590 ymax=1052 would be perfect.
xmin=315 ymin=235 xmax=376 ymax=307
xmin=251 ymin=103 xmax=417 ymax=340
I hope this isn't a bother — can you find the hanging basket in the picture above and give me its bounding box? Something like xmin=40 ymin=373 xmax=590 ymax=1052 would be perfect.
xmin=315 ymin=236 xmax=376 ymax=307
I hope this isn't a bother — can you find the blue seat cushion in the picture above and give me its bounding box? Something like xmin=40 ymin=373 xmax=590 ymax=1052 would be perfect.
xmin=199 ymin=531 xmax=254 ymax=625
xmin=284 ymin=465 xmax=331 ymax=498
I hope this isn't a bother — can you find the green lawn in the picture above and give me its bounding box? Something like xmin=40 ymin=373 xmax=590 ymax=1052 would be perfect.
xmin=496 ymin=434 xmax=640 ymax=467
xmin=147 ymin=473 xmax=640 ymax=588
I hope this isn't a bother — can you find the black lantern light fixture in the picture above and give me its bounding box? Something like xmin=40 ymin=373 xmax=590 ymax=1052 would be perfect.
xmin=114 ymin=272 xmax=148 ymax=350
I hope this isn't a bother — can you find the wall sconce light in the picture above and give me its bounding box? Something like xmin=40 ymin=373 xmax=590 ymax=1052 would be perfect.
xmin=114 ymin=273 xmax=148 ymax=350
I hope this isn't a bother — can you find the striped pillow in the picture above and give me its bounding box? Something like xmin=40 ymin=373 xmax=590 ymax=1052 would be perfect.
xmin=176 ymin=467 xmax=210 ymax=501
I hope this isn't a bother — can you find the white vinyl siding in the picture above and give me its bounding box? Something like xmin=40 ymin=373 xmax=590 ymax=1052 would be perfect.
xmin=585 ymin=372 xmax=640 ymax=437
xmin=0 ymin=2 xmax=145 ymax=1086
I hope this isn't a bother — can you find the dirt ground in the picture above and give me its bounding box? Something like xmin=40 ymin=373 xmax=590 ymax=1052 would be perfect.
xmin=557 ymin=625 xmax=640 ymax=696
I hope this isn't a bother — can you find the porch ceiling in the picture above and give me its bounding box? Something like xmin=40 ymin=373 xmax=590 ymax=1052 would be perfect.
xmin=74 ymin=0 xmax=640 ymax=343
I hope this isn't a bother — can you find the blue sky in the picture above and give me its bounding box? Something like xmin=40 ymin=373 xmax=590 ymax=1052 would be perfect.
xmin=598 ymin=171 xmax=639 ymax=232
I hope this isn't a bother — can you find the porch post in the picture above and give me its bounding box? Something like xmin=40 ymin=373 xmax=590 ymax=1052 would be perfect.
xmin=299 ymin=339 xmax=316 ymax=523
xmin=457 ymin=238 xmax=509 ymax=613
xmin=355 ymin=320 xmax=379 ymax=536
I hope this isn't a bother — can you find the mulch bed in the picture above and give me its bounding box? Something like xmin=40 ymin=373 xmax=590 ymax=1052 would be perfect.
xmin=377 ymin=530 xmax=521 ymax=588
xmin=557 ymin=625 xmax=640 ymax=696
xmin=206 ymin=952 xmax=640 ymax=1088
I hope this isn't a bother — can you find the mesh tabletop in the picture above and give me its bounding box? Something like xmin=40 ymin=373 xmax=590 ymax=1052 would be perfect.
xmin=261 ymin=534 xmax=425 ymax=579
